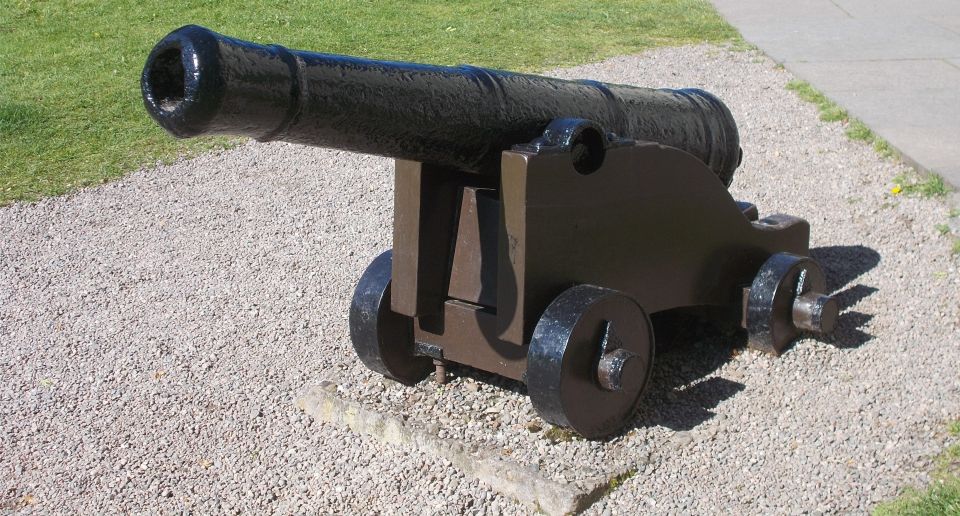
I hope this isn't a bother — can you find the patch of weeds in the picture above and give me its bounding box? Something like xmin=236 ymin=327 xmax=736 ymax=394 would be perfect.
xmin=730 ymin=40 xmax=760 ymax=52
xmin=785 ymin=80 xmax=900 ymax=160
xmin=604 ymin=468 xmax=638 ymax=495
xmin=846 ymin=119 xmax=873 ymax=141
xmin=874 ymin=420 xmax=960 ymax=515
xmin=873 ymin=138 xmax=899 ymax=160
xmin=542 ymin=426 xmax=579 ymax=443
xmin=953 ymin=239 xmax=960 ymax=256
xmin=948 ymin=209 xmax=960 ymax=219
xmin=874 ymin=482 xmax=960 ymax=515
xmin=936 ymin=224 xmax=951 ymax=236
xmin=786 ymin=80 xmax=847 ymax=122
xmin=892 ymin=172 xmax=951 ymax=198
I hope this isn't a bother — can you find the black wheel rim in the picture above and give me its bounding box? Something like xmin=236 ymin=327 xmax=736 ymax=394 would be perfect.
xmin=527 ymin=284 xmax=654 ymax=439
xmin=349 ymin=250 xmax=432 ymax=385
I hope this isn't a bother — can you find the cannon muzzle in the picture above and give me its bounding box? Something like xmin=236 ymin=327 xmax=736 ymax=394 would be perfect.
xmin=143 ymin=25 xmax=741 ymax=184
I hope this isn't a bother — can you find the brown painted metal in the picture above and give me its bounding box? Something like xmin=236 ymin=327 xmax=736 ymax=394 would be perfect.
xmin=745 ymin=253 xmax=836 ymax=354
xmin=414 ymin=300 xmax=527 ymax=381
xmin=448 ymin=187 xmax=500 ymax=308
xmin=391 ymin=161 xmax=491 ymax=318
xmin=495 ymin=141 xmax=810 ymax=347
xmin=408 ymin=137 xmax=822 ymax=386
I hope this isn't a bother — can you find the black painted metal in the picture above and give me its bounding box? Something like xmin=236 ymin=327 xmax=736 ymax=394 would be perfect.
xmin=142 ymin=25 xmax=742 ymax=185
xmin=527 ymin=284 xmax=654 ymax=439
xmin=746 ymin=252 xmax=829 ymax=355
xmin=349 ymin=250 xmax=432 ymax=385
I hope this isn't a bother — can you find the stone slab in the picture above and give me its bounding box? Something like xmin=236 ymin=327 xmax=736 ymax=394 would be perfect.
xmin=744 ymin=18 xmax=960 ymax=63
xmin=786 ymin=59 xmax=960 ymax=92
xmin=295 ymin=385 xmax=632 ymax=515
xmin=709 ymin=0 xmax=849 ymax=23
xmin=933 ymin=16 xmax=960 ymax=36
xmin=710 ymin=0 xmax=960 ymax=190
xmin=834 ymin=0 xmax=960 ymax=18
xmin=822 ymin=88 xmax=960 ymax=186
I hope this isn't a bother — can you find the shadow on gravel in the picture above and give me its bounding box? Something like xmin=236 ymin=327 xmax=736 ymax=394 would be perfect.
xmin=628 ymin=311 xmax=746 ymax=433
xmin=444 ymin=245 xmax=880 ymax=438
xmin=810 ymin=244 xmax=881 ymax=350
xmin=809 ymin=244 xmax=881 ymax=292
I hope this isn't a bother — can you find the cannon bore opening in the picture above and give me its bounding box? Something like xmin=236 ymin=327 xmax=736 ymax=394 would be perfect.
xmin=148 ymin=47 xmax=186 ymax=112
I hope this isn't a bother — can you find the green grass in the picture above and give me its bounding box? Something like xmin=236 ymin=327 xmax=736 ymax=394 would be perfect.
xmin=0 ymin=0 xmax=737 ymax=205
xmin=785 ymin=79 xmax=898 ymax=159
xmin=604 ymin=468 xmax=638 ymax=494
xmin=875 ymin=421 xmax=960 ymax=515
xmin=542 ymin=426 xmax=579 ymax=443
xmin=892 ymin=172 xmax=951 ymax=198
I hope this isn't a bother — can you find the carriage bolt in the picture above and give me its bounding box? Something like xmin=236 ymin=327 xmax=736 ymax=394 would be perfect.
xmin=791 ymin=292 xmax=839 ymax=334
xmin=433 ymin=359 xmax=448 ymax=385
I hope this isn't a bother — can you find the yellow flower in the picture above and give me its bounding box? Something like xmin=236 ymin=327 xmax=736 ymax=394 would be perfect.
xmin=891 ymin=184 xmax=902 ymax=195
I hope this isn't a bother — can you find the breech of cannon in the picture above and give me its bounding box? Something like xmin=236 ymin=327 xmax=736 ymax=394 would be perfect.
xmin=141 ymin=25 xmax=741 ymax=185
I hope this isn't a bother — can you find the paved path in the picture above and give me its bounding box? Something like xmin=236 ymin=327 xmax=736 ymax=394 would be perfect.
xmin=710 ymin=0 xmax=960 ymax=189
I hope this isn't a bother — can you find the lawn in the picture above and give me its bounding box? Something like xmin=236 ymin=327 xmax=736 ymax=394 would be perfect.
xmin=0 ymin=0 xmax=737 ymax=205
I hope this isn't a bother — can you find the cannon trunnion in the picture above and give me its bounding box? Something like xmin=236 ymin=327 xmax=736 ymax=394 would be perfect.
xmin=142 ymin=26 xmax=838 ymax=438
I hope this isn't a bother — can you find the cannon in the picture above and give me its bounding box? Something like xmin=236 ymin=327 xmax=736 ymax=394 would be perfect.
xmin=142 ymin=25 xmax=838 ymax=438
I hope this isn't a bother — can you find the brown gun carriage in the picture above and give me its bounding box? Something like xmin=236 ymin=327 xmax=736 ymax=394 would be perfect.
xmin=142 ymin=25 xmax=837 ymax=437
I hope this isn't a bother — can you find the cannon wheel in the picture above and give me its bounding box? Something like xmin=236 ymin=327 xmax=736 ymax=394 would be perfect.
xmin=349 ymin=250 xmax=432 ymax=385
xmin=526 ymin=285 xmax=655 ymax=439
xmin=746 ymin=252 xmax=838 ymax=355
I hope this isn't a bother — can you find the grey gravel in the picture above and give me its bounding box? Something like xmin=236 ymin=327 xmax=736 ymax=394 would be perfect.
xmin=2 ymin=44 xmax=958 ymax=514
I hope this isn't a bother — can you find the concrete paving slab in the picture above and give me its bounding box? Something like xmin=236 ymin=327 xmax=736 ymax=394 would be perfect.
xmin=933 ymin=16 xmax=960 ymax=35
xmin=710 ymin=0 xmax=960 ymax=189
xmin=822 ymin=88 xmax=960 ymax=186
xmin=787 ymin=59 xmax=960 ymax=92
xmin=834 ymin=0 xmax=959 ymax=18
xmin=740 ymin=17 xmax=960 ymax=63
xmin=709 ymin=0 xmax=849 ymax=23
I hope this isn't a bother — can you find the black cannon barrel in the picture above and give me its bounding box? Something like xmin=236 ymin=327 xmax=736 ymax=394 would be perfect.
xmin=142 ymin=25 xmax=741 ymax=185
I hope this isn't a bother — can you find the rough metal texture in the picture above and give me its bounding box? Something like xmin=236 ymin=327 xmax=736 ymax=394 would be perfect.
xmin=142 ymin=25 xmax=741 ymax=185
xmin=1 ymin=46 xmax=958 ymax=513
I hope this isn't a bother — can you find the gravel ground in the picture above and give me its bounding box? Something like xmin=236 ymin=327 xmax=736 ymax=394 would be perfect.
xmin=2 ymin=44 xmax=959 ymax=514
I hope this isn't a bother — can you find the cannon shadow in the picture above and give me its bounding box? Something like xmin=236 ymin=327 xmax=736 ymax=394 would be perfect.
xmin=810 ymin=244 xmax=881 ymax=350
xmin=624 ymin=244 xmax=881 ymax=434
xmin=452 ymin=244 xmax=881 ymax=436
xmin=629 ymin=311 xmax=746 ymax=433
